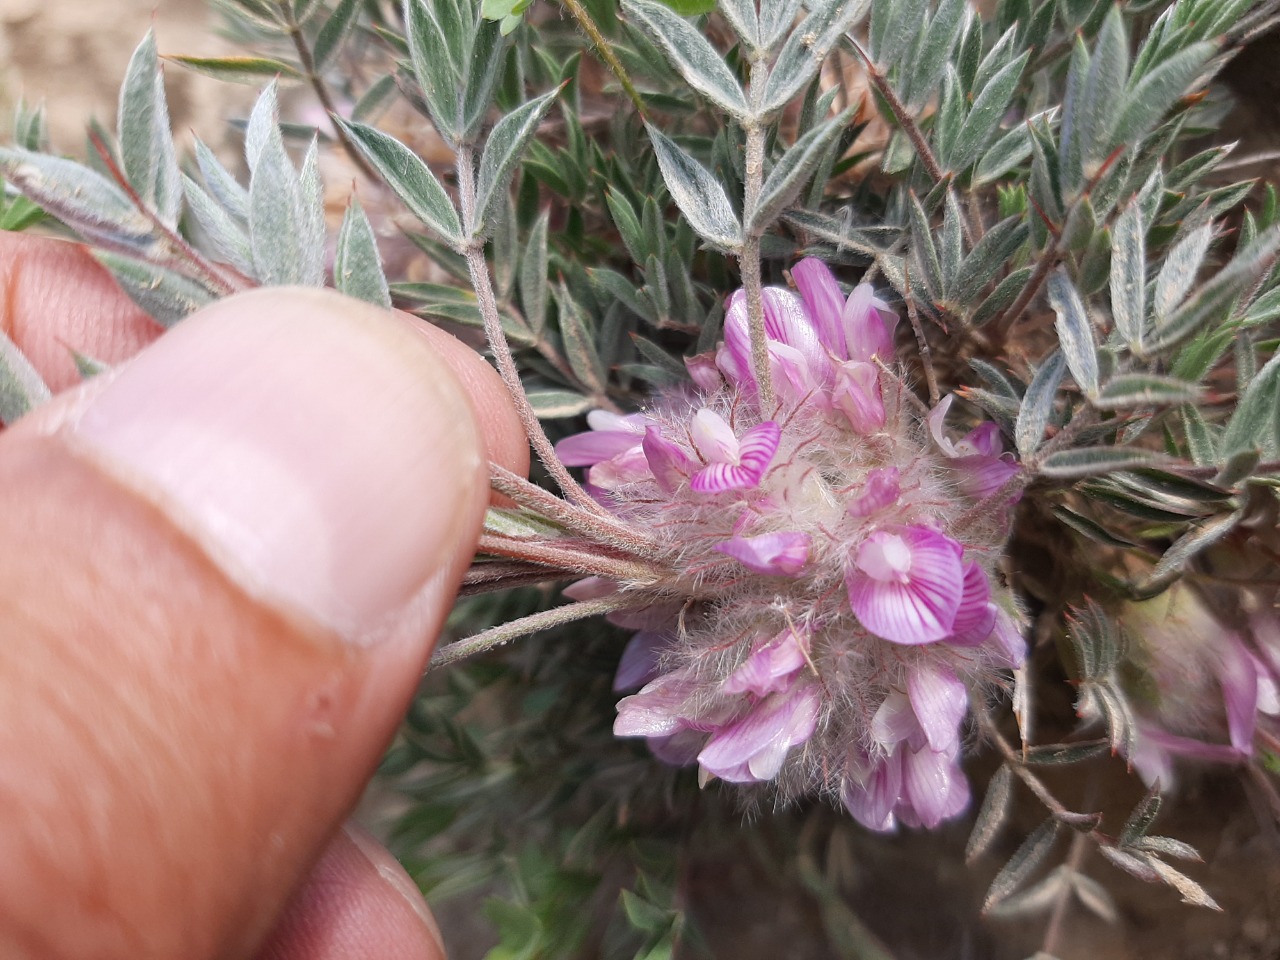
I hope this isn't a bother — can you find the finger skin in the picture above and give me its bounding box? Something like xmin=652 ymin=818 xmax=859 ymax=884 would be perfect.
xmin=0 ymin=234 xmax=162 ymax=391
xmin=0 ymin=288 xmax=528 ymax=959
xmin=254 ymin=824 xmax=445 ymax=960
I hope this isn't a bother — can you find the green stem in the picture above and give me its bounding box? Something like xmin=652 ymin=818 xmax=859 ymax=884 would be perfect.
xmin=560 ymin=0 xmax=648 ymax=118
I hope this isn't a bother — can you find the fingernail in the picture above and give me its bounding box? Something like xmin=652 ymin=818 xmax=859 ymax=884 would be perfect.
xmin=343 ymin=822 xmax=446 ymax=956
xmin=67 ymin=287 xmax=484 ymax=641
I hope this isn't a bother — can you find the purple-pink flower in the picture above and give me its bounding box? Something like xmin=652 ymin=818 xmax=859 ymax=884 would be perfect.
xmin=556 ymin=257 xmax=1024 ymax=830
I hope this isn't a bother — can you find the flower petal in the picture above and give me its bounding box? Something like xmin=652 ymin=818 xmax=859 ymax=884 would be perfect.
xmin=844 ymin=283 xmax=897 ymax=361
xmin=949 ymin=562 xmax=997 ymax=645
xmin=714 ymin=531 xmax=811 ymax=576
xmin=556 ymin=430 xmax=642 ymax=466
xmin=847 ymin=467 xmax=901 ymax=517
xmin=697 ymin=681 xmax=821 ymax=783
xmin=723 ymin=626 xmax=810 ymax=696
xmin=907 ymin=663 xmax=968 ymax=753
xmin=738 ymin=421 xmax=782 ymax=478
xmin=842 ymin=750 xmax=903 ymax=832
xmin=901 ymin=744 xmax=965 ymax=828
xmin=833 ymin=360 xmax=885 ymax=434
xmin=926 ymin=394 xmax=959 ymax=457
xmin=792 ymin=256 xmax=848 ymax=356
xmin=615 ymin=672 xmax=695 ymax=738
xmin=587 ymin=446 xmax=651 ymax=489
xmin=690 ymin=407 xmax=741 ymax=463
xmin=691 ymin=421 xmax=780 ymax=492
xmin=685 ymin=353 xmax=723 ymax=393
xmin=643 ymin=425 xmax=691 ymax=493
xmin=870 ymin=691 xmax=918 ymax=748
xmin=847 ymin=527 xmax=965 ymax=645
xmin=614 ymin=630 xmax=667 ymax=691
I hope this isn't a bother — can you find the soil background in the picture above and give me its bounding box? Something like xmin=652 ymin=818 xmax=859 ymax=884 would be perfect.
xmin=4 ymin=3 xmax=1280 ymax=959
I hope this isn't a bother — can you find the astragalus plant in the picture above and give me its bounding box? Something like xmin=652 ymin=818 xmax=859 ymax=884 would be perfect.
xmin=4 ymin=0 xmax=1280 ymax=955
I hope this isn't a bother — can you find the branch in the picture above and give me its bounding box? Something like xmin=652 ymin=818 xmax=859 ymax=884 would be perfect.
xmin=850 ymin=36 xmax=945 ymax=184
xmin=431 ymin=595 xmax=633 ymax=667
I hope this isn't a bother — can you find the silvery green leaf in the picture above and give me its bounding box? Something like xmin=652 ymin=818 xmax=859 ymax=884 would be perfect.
xmin=1015 ymin=350 xmax=1065 ymax=458
xmin=165 ymin=55 xmax=304 ymax=83
xmin=554 ymin=284 xmax=607 ymax=394
xmin=1092 ymin=374 xmax=1199 ymax=410
xmin=0 ymin=328 xmax=51 ymax=425
xmin=1058 ymin=36 xmax=1089 ymax=199
xmin=194 ymin=138 xmax=248 ymax=222
xmin=947 ymin=51 xmax=1029 ymax=172
xmin=622 ymin=0 xmax=749 ymax=118
xmin=1130 ymin=836 xmax=1203 ymax=863
xmin=336 ymin=118 xmax=463 ymax=245
xmin=953 ymin=216 xmax=1029 ymax=306
xmin=249 ymin=126 xmax=306 ymax=284
xmin=71 ymin=350 xmax=111 ymax=379
xmin=1047 ymin=270 xmax=1099 ymax=397
xmin=473 ymin=87 xmax=561 ymax=237
xmin=352 ymin=76 xmax=398 ymax=125
xmin=1110 ymin=200 xmax=1146 ymax=352
xmin=971 ymin=265 xmax=1033 ymax=326
xmin=757 ymin=0 xmax=803 ymax=51
xmin=1153 ymin=224 xmax=1213 ymax=323
xmin=1222 ymin=352 xmax=1280 ymax=460
xmin=1070 ymin=873 xmax=1119 ymax=924
xmin=606 ymin=190 xmax=647 ymax=265
xmin=298 ymin=139 xmax=326 ymax=286
xmin=1142 ymin=508 xmax=1245 ymax=592
xmin=966 ymin=764 xmax=1013 ymax=864
xmin=519 ymin=208 xmax=549 ymax=336
xmin=717 ymin=0 xmax=760 ymax=51
xmin=931 ymin=67 xmax=965 ymax=171
xmin=940 ymin=191 xmax=964 ymax=296
xmin=1038 ymin=447 xmax=1166 ymax=478
xmin=871 ymin=0 xmax=927 ymax=68
xmin=1099 ymin=846 xmax=1159 ymax=883
xmin=460 ymin=18 xmax=507 ymax=140
xmin=334 ymin=195 xmax=391 ymax=308
xmin=1150 ymin=225 xmax=1280 ymax=354
xmin=1242 ymin=285 xmax=1280 ymax=327
xmin=1109 ymin=42 xmax=1213 ymax=148
xmin=759 ymin=0 xmax=869 ymax=115
xmin=973 ymin=121 xmax=1033 ymax=186
xmin=95 ymin=253 xmax=217 ymax=327
xmin=985 ymin=866 xmax=1070 ymax=919
xmin=526 ymin=389 xmax=592 ymax=419
xmin=245 ymin=82 xmax=280 ymax=174
xmin=1237 ymin=333 xmax=1258 ymax=402
xmin=646 ymin=125 xmax=742 ymax=252
xmin=906 ymin=191 xmax=943 ymax=302
xmin=182 ymin=175 xmax=253 ymax=273
xmin=293 ymin=0 xmax=327 ymax=24
xmin=118 ymin=32 xmax=182 ymax=227
xmin=1079 ymin=6 xmax=1128 ymax=174
xmin=13 ymin=98 xmax=48 ymax=152
xmin=750 ymin=110 xmax=852 ymax=231
xmin=904 ymin=0 xmax=966 ymax=108
xmin=982 ymin=819 xmax=1061 ymax=914
xmin=0 ymin=147 xmax=156 ymax=253
xmin=970 ymin=358 xmax=1022 ymax=401
xmin=1182 ymin=404 xmax=1218 ymax=466
xmin=314 ymin=0 xmax=362 ymax=71
xmin=225 ymin=0 xmax=287 ymax=28
xmin=405 ymin=0 xmax=467 ymax=143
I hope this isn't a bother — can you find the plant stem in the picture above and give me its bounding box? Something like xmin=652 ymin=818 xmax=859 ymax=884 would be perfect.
xmin=490 ymin=463 xmax=663 ymax=558
xmin=455 ymin=144 xmax=606 ymax=515
xmin=478 ymin=533 xmax=656 ymax=582
xmin=850 ymin=37 xmax=945 ymax=185
xmin=560 ymin=0 xmax=648 ymax=118
xmin=431 ymin=595 xmax=632 ymax=667
xmin=279 ymin=0 xmax=380 ymax=182
xmin=903 ymin=264 xmax=939 ymax=406
xmin=742 ymin=59 xmax=776 ymax=412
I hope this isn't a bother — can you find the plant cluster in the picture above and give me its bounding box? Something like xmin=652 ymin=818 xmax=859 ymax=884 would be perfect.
xmin=4 ymin=0 xmax=1280 ymax=955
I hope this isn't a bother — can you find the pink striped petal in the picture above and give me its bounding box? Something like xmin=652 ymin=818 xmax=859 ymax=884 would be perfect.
xmin=901 ymin=745 xmax=966 ymax=828
xmin=690 ymin=407 xmax=740 ymax=463
xmin=956 ymin=421 xmax=1004 ymax=457
xmin=907 ymin=663 xmax=967 ymax=753
xmin=949 ymin=562 xmax=997 ymax=645
xmin=587 ymin=446 xmax=651 ymax=489
xmin=643 ymin=425 xmax=691 ymax=493
xmin=697 ymin=680 xmax=821 ymax=783
xmin=847 ymin=527 xmax=965 ymax=645
xmin=738 ymin=420 xmax=781 ymax=476
xmin=769 ymin=341 xmax=822 ymax=405
xmin=870 ymin=691 xmax=919 ymax=748
xmin=987 ymin=609 xmax=1027 ymax=668
xmin=847 ymin=467 xmax=901 ymax=517
xmin=792 ymin=256 xmax=848 ymax=356
xmin=691 ymin=421 xmax=780 ymax=492
xmin=615 ymin=672 xmax=695 ymax=738
xmin=953 ymin=453 xmax=1021 ymax=500
xmin=723 ymin=626 xmax=810 ymax=696
xmin=714 ymin=531 xmax=811 ymax=576
xmin=833 ymin=360 xmax=885 ymax=434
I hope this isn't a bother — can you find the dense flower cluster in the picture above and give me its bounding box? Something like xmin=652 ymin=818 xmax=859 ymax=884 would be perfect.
xmin=556 ymin=258 xmax=1025 ymax=830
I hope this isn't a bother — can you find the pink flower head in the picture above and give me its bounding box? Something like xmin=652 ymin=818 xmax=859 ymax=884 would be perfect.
xmin=928 ymin=395 xmax=1021 ymax=501
xmin=846 ymin=527 xmax=966 ymax=645
xmin=791 ymin=256 xmax=897 ymax=362
xmin=719 ymin=287 xmax=826 ymax=394
xmin=698 ymin=677 xmax=821 ymax=783
xmin=714 ymin=531 xmax=811 ymax=576
xmin=642 ymin=425 xmax=691 ymax=493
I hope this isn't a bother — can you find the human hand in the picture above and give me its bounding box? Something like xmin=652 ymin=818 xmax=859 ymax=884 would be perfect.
xmin=0 ymin=235 xmax=527 ymax=959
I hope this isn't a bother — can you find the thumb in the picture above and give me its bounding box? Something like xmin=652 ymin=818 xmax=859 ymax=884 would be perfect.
xmin=0 ymin=288 xmax=492 ymax=959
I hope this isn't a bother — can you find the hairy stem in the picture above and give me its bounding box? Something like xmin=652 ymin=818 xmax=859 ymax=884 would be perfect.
xmin=903 ymin=264 xmax=940 ymax=406
xmin=560 ymin=0 xmax=648 ymax=118
xmin=850 ymin=37 xmax=945 ymax=184
xmin=280 ymin=0 xmax=380 ymax=182
xmin=455 ymin=144 xmax=605 ymax=514
xmin=478 ymin=533 xmax=657 ymax=582
xmin=741 ymin=59 xmax=776 ymax=412
xmin=432 ymin=595 xmax=632 ymax=667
